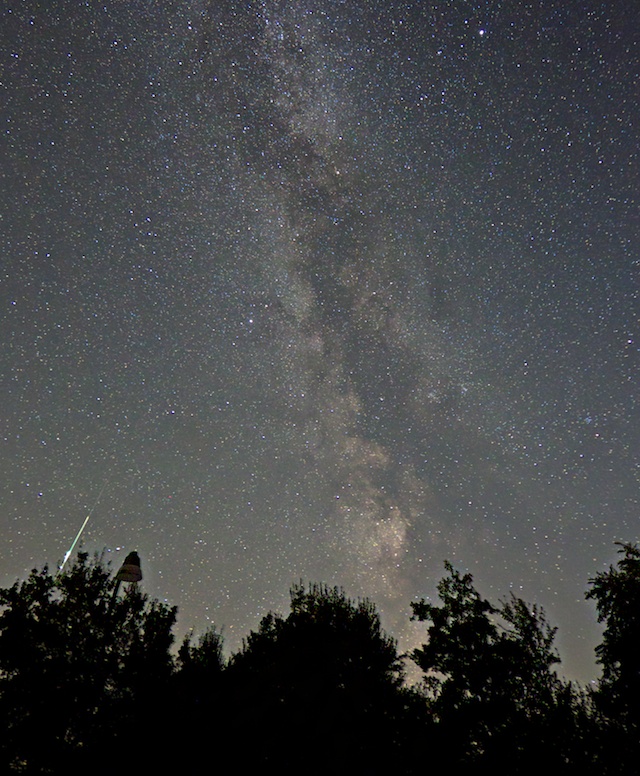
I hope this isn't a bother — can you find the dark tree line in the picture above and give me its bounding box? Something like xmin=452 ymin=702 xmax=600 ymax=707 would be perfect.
xmin=0 ymin=545 xmax=639 ymax=774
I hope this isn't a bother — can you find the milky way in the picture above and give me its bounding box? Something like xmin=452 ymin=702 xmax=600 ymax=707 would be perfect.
xmin=2 ymin=0 xmax=638 ymax=683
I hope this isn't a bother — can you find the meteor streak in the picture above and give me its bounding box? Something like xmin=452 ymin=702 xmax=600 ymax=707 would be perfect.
xmin=58 ymin=482 xmax=108 ymax=572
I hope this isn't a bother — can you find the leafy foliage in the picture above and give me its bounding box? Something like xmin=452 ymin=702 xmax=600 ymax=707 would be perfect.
xmin=172 ymin=626 xmax=226 ymax=765
xmin=3 ymin=545 xmax=640 ymax=773
xmin=0 ymin=552 xmax=176 ymax=774
xmin=411 ymin=561 xmax=587 ymax=772
xmin=586 ymin=542 xmax=640 ymax=772
xmin=587 ymin=543 xmax=640 ymax=709
xmin=225 ymin=583 xmax=419 ymax=772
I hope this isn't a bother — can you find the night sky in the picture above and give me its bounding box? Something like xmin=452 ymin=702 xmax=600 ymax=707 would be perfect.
xmin=2 ymin=0 xmax=638 ymax=685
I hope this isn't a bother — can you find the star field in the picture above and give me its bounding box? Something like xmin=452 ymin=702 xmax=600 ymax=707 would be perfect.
xmin=1 ymin=0 xmax=638 ymax=684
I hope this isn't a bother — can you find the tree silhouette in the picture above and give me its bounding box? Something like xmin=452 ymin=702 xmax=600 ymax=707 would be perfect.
xmin=171 ymin=626 xmax=226 ymax=769
xmin=411 ymin=561 xmax=588 ymax=772
xmin=5 ymin=547 xmax=636 ymax=773
xmin=0 ymin=552 xmax=176 ymax=774
xmin=586 ymin=541 xmax=640 ymax=773
xmin=223 ymin=582 xmax=421 ymax=774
